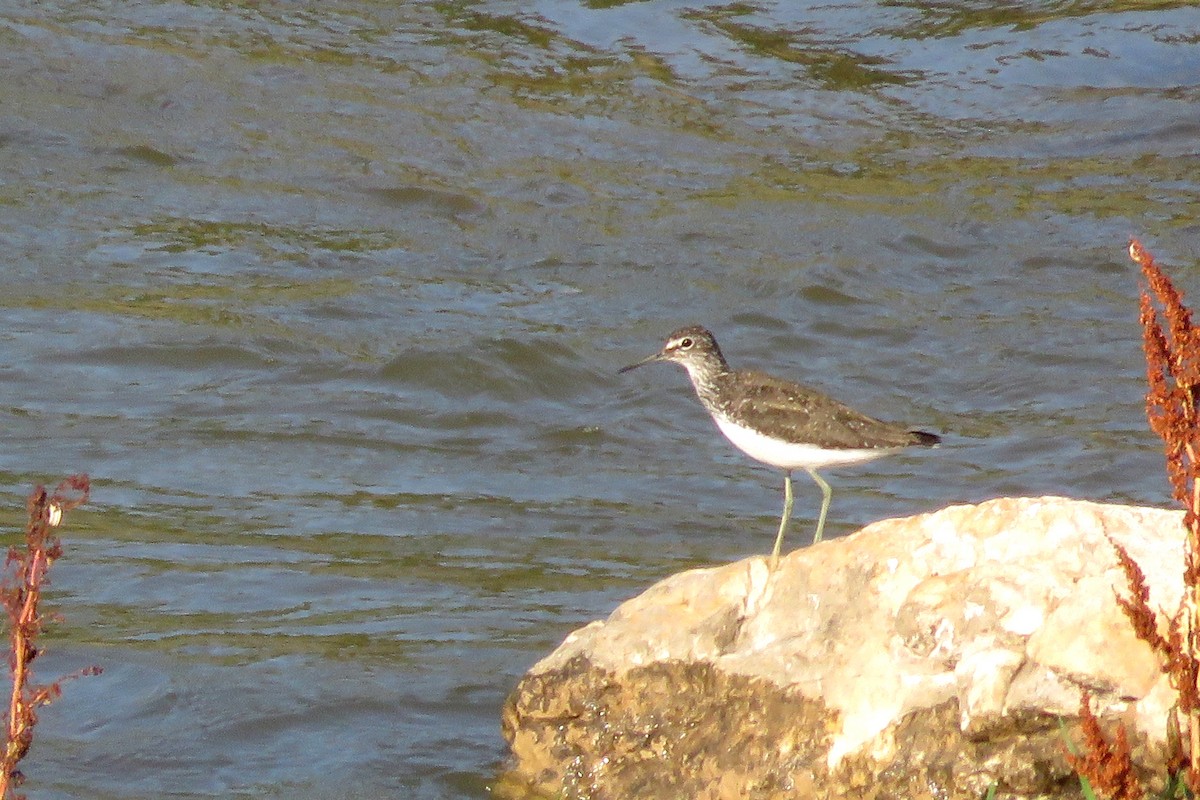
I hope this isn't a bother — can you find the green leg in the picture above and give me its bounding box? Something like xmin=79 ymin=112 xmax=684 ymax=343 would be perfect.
xmin=805 ymin=467 xmax=832 ymax=545
xmin=769 ymin=470 xmax=793 ymax=570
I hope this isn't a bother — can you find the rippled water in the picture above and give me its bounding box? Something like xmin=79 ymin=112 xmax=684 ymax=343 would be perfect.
xmin=1 ymin=1 xmax=1196 ymax=797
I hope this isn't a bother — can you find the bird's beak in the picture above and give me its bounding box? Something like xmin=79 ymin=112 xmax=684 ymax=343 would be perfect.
xmin=618 ymin=351 xmax=665 ymax=374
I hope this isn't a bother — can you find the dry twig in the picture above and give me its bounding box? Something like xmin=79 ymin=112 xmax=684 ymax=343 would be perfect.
xmin=1101 ymin=240 xmax=1200 ymax=795
xmin=0 ymin=475 xmax=98 ymax=799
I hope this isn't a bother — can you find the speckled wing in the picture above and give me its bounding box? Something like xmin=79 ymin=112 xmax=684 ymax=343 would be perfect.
xmin=721 ymin=371 xmax=930 ymax=451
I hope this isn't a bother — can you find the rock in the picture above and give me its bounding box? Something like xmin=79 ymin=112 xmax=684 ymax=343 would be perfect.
xmin=500 ymin=497 xmax=1187 ymax=800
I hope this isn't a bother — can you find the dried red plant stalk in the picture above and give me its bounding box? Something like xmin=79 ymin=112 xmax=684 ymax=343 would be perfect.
xmin=1065 ymin=691 xmax=1144 ymax=800
xmin=1108 ymin=532 xmax=1170 ymax=656
xmin=0 ymin=475 xmax=97 ymax=799
xmin=1111 ymin=239 xmax=1200 ymax=790
xmin=1133 ymin=239 xmax=1200 ymax=530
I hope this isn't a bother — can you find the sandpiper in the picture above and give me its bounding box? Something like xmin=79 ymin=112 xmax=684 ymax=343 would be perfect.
xmin=620 ymin=325 xmax=939 ymax=567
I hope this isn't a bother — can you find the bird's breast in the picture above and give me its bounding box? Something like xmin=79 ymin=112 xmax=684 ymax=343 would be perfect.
xmin=711 ymin=414 xmax=896 ymax=471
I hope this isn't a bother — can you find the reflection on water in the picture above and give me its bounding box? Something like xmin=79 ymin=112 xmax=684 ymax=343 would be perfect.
xmin=1 ymin=1 xmax=1196 ymax=797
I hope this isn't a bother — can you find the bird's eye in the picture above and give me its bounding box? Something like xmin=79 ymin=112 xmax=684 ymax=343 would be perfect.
xmin=680 ymin=338 xmax=693 ymax=349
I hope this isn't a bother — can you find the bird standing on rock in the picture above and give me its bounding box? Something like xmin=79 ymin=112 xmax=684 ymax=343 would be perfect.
xmin=620 ymin=325 xmax=940 ymax=568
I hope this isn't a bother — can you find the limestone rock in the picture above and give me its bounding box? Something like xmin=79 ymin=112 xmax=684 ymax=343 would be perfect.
xmin=500 ymin=497 xmax=1186 ymax=799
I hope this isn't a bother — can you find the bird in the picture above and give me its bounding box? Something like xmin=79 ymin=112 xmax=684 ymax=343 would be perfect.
xmin=620 ymin=325 xmax=939 ymax=568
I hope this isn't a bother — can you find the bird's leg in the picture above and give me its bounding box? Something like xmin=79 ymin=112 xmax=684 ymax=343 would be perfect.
xmin=769 ymin=470 xmax=793 ymax=570
xmin=805 ymin=467 xmax=832 ymax=545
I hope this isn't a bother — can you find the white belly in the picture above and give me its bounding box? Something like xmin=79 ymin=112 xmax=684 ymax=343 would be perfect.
xmin=713 ymin=415 xmax=894 ymax=471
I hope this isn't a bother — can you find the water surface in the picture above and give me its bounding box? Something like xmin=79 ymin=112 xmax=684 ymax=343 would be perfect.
xmin=1 ymin=1 xmax=1196 ymax=797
